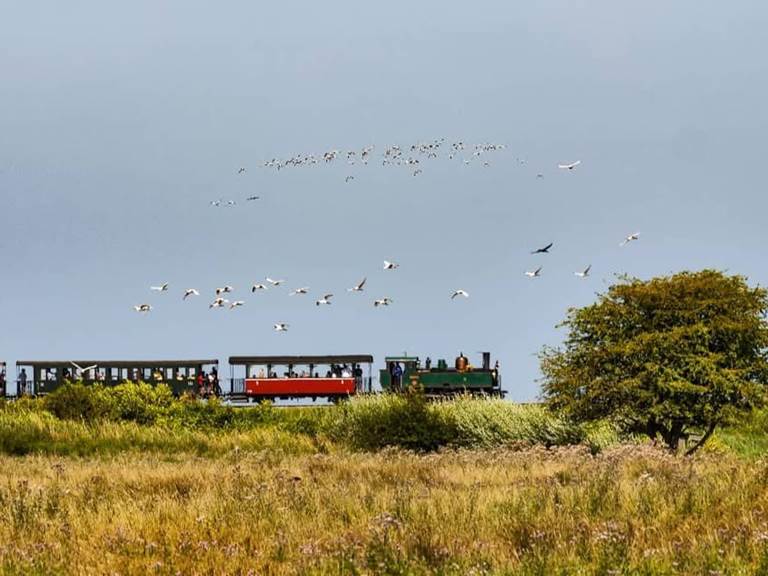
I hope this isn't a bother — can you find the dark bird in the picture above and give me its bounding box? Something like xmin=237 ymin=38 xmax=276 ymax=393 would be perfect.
xmin=246 ymin=196 xmax=260 ymax=201
xmin=531 ymin=242 xmax=553 ymax=254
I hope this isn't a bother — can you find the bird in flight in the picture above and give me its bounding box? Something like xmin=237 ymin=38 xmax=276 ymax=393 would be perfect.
xmin=134 ymin=304 xmax=152 ymax=313
xmin=266 ymin=277 xmax=285 ymax=286
xmin=575 ymin=265 xmax=592 ymax=278
xmin=345 ymin=175 xmax=355 ymax=183
xmin=71 ymin=361 xmax=98 ymax=375
xmin=210 ymin=200 xmax=221 ymax=207
xmin=316 ymin=294 xmax=333 ymax=306
xmin=383 ymin=260 xmax=399 ymax=270
xmin=274 ymin=323 xmax=289 ymax=332
xmin=215 ymin=286 xmax=234 ymax=296
xmin=620 ymin=233 xmax=640 ymax=247
xmin=246 ymin=196 xmax=260 ymax=201
xmin=251 ymin=283 xmax=268 ymax=292
xmin=374 ymin=297 xmax=393 ymax=307
xmin=348 ymin=277 xmax=367 ymax=292
xmin=525 ymin=267 xmax=543 ymax=278
xmin=558 ymin=160 xmax=581 ymax=170
xmin=290 ymin=287 xmax=309 ymax=296
xmin=183 ymin=288 xmax=200 ymax=300
xmin=531 ymin=243 xmax=553 ymax=254
xmin=451 ymin=290 xmax=469 ymax=300
xmin=413 ymin=169 xmax=422 ymax=176
xmin=150 ymin=283 xmax=169 ymax=292
xmin=209 ymin=297 xmax=228 ymax=309
xmin=229 ymin=300 xmax=245 ymax=309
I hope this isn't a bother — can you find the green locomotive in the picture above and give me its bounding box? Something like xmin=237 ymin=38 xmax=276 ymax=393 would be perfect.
xmin=379 ymin=352 xmax=503 ymax=396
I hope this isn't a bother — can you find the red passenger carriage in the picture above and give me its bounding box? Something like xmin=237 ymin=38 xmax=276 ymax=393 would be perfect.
xmin=228 ymin=355 xmax=373 ymax=402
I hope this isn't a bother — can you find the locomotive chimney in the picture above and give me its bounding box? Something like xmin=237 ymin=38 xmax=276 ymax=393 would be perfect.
xmin=482 ymin=352 xmax=490 ymax=370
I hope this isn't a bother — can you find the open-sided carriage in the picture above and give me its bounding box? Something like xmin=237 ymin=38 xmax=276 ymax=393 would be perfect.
xmin=229 ymin=355 xmax=374 ymax=402
xmin=14 ymin=359 xmax=220 ymax=397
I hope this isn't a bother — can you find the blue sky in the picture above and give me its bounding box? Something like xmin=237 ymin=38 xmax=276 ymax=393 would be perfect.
xmin=1 ymin=1 xmax=767 ymax=399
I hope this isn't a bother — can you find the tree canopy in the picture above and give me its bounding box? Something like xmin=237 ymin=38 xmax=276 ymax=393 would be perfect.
xmin=540 ymin=270 xmax=768 ymax=453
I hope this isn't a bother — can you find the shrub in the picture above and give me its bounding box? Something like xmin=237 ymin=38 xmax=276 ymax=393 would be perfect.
xmin=43 ymin=383 xmax=116 ymax=422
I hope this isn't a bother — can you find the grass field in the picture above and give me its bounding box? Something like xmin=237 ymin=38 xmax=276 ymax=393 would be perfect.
xmin=1 ymin=388 xmax=768 ymax=574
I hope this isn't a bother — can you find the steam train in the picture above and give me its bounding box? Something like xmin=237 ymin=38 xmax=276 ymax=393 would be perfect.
xmin=0 ymin=352 xmax=503 ymax=401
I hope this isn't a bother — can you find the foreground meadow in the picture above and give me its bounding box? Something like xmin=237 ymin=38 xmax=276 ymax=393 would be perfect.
xmin=3 ymin=446 xmax=768 ymax=575
xmin=2 ymin=389 xmax=768 ymax=574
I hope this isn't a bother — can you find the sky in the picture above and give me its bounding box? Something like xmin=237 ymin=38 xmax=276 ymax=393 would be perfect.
xmin=1 ymin=1 xmax=767 ymax=400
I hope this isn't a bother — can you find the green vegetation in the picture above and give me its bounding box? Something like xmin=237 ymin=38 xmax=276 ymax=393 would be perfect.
xmin=541 ymin=270 xmax=768 ymax=453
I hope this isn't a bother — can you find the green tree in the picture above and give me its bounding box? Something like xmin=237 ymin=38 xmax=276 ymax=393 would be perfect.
xmin=540 ymin=270 xmax=768 ymax=453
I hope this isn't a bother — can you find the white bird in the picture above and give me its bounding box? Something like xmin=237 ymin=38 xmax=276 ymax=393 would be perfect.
xmin=215 ymin=286 xmax=234 ymax=296
xmin=383 ymin=260 xmax=399 ymax=270
xmin=620 ymin=233 xmax=640 ymax=247
xmin=451 ymin=289 xmax=469 ymax=300
xmin=558 ymin=160 xmax=581 ymax=170
xmin=183 ymin=288 xmax=200 ymax=300
xmin=274 ymin=323 xmax=289 ymax=332
xmin=266 ymin=277 xmax=285 ymax=286
xmin=229 ymin=300 xmax=245 ymax=309
xmin=290 ymin=287 xmax=309 ymax=296
xmin=209 ymin=297 xmax=228 ymax=309
xmin=525 ymin=266 xmax=543 ymax=278
xmin=316 ymin=294 xmax=333 ymax=306
xmin=251 ymin=283 xmax=268 ymax=292
xmin=374 ymin=297 xmax=393 ymax=307
xmin=150 ymin=283 xmax=169 ymax=292
xmin=348 ymin=277 xmax=367 ymax=292
xmin=71 ymin=362 xmax=98 ymax=375
xmin=134 ymin=304 xmax=152 ymax=313
xmin=210 ymin=200 xmax=221 ymax=207
xmin=575 ymin=265 xmax=592 ymax=278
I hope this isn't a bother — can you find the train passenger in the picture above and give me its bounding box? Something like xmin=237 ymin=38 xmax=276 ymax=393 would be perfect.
xmin=19 ymin=368 xmax=28 ymax=396
xmin=390 ymin=362 xmax=403 ymax=391
xmin=258 ymin=368 xmax=265 ymax=378
xmin=0 ymin=367 xmax=5 ymax=398
xmin=197 ymin=371 xmax=206 ymax=396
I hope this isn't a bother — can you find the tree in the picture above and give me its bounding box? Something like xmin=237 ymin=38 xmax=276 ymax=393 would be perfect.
xmin=540 ymin=270 xmax=768 ymax=454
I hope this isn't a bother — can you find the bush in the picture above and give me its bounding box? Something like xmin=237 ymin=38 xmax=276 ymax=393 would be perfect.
xmin=43 ymin=383 xmax=116 ymax=422
xmin=327 ymin=393 xmax=456 ymax=451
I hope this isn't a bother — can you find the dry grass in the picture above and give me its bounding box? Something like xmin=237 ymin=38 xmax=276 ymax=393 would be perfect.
xmin=2 ymin=446 xmax=768 ymax=575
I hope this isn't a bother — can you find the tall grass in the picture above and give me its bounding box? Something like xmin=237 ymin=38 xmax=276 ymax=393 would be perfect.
xmin=2 ymin=446 xmax=768 ymax=574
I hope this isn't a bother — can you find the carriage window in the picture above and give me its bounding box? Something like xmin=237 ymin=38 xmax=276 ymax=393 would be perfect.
xmin=166 ymin=368 xmax=174 ymax=380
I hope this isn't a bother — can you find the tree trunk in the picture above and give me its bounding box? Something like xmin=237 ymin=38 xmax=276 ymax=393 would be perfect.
xmin=684 ymin=421 xmax=718 ymax=456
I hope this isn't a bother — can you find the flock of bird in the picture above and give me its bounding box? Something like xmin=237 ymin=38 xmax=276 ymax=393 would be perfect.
xmin=133 ymin=260 xmax=423 ymax=331
xmin=523 ymin=231 xmax=640 ymax=279
xmin=133 ymin=140 xmax=642 ymax=331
